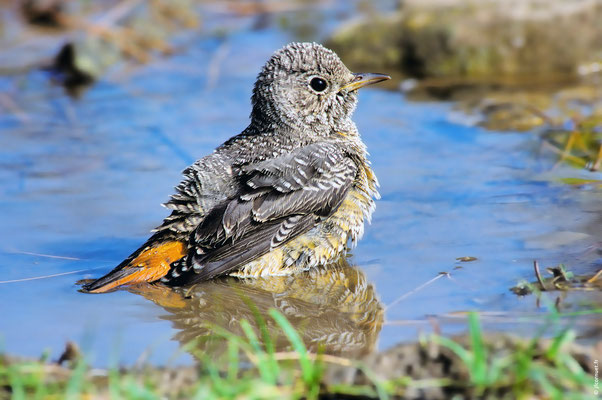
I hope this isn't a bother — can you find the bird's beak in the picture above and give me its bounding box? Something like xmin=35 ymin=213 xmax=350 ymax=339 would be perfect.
xmin=340 ymin=72 xmax=391 ymax=92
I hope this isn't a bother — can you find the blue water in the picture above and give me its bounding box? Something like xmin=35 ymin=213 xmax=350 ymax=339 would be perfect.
xmin=1 ymin=7 xmax=601 ymax=366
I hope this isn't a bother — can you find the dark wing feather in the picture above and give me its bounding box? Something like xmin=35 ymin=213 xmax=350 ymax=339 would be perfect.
xmin=167 ymin=214 xmax=316 ymax=285
xmin=164 ymin=142 xmax=358 ymax=285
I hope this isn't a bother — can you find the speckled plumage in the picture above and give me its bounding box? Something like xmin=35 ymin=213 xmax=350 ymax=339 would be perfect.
xmin=82 ymin=42 xmax=388 ymax=292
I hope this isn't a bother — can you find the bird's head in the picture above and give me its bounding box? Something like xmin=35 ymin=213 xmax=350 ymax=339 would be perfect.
xmin=251 ymin=42 xmax=389 ymax=135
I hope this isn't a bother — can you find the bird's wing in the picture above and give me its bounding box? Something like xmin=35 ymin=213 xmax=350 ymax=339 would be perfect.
xmin=165 ymin=142 xmax=358 ymax=285
xmin=153 ymin=154 xmax=235 ymax=240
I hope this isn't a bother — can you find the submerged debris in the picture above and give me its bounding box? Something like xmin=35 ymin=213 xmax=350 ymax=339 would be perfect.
xmin=456 ymin=256 xmax=477 ymax=262
xmin=511 ymin=260 xmax=602 ymax=296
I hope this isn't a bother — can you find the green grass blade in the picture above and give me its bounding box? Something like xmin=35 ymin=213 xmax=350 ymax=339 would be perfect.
xmin=358 ymin=363 xmax=390 ymax=400
xmin=241 ymin=296 xmax=279 ymax=381
xmin=241 ymin=295 xmax=276 ymax=358
xmin=65 ymin=358 xmax=88 ymax=400
xmin=7 ymin=364 xmax=25 ymax=400
xmin=240 ymin=319 xmax=277 ymax=384
xmin=468 ymin=312 xmax=487 ymax=385
xmin=268 ymin=309 xmax=313 ymax=383
xmin=227 ymin=339 xmax=239 ymax=381
xmin=431 ymin=335 xmax=472 ymax=367
xmin=546 ymin=329 xmax=574 ymax=361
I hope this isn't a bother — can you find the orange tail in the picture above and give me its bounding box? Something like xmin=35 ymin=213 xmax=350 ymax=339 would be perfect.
xmin=82 ymin=240 xmax=186 ymax=293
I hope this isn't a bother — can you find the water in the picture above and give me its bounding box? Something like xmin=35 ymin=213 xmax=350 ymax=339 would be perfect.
xmin=1 ymin=8 xmax=601 ymax=366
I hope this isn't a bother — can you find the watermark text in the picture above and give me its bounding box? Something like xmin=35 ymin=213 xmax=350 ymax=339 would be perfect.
xmin=594 ymin=359 xmax=599 ymax=395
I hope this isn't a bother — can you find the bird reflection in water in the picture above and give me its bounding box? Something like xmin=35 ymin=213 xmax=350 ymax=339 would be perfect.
xmin=127 ymin=258 xmax=383 ymax=359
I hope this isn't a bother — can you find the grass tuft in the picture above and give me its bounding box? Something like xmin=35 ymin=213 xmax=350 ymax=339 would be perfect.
xmin=0 ymin=309 xmax=595 ymax=399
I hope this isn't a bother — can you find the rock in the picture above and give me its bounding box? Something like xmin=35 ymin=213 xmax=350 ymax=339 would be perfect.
xmin=21 ymin=0 xmax=66 ymax=28
xmin=328 ymin=0 xmax=602 ymax=84
xmin=49 ymin=41 xmax=105 ymax=88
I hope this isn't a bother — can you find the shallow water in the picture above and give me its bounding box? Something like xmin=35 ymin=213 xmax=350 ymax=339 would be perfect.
xmin=1 ymin=6 xmax=601 ymax=366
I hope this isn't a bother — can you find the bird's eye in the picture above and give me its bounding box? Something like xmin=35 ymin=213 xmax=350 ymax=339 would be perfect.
xmin=309 ymin=77 xmax=328 ymax=93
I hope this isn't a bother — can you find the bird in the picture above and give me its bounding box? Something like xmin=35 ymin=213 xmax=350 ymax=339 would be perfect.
xmin=81 ymin=42 xmax=390 ymax=293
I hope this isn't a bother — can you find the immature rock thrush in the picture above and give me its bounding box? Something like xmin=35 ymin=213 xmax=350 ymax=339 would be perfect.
xmin=82 ymin=42 xmax=389 ymax=293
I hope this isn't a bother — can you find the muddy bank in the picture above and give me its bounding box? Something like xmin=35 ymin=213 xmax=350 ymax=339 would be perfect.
xmin=325 ymin=333 xmax=600 ymax=399
xmin=2 ymin=331 xmax=598 ymax=399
